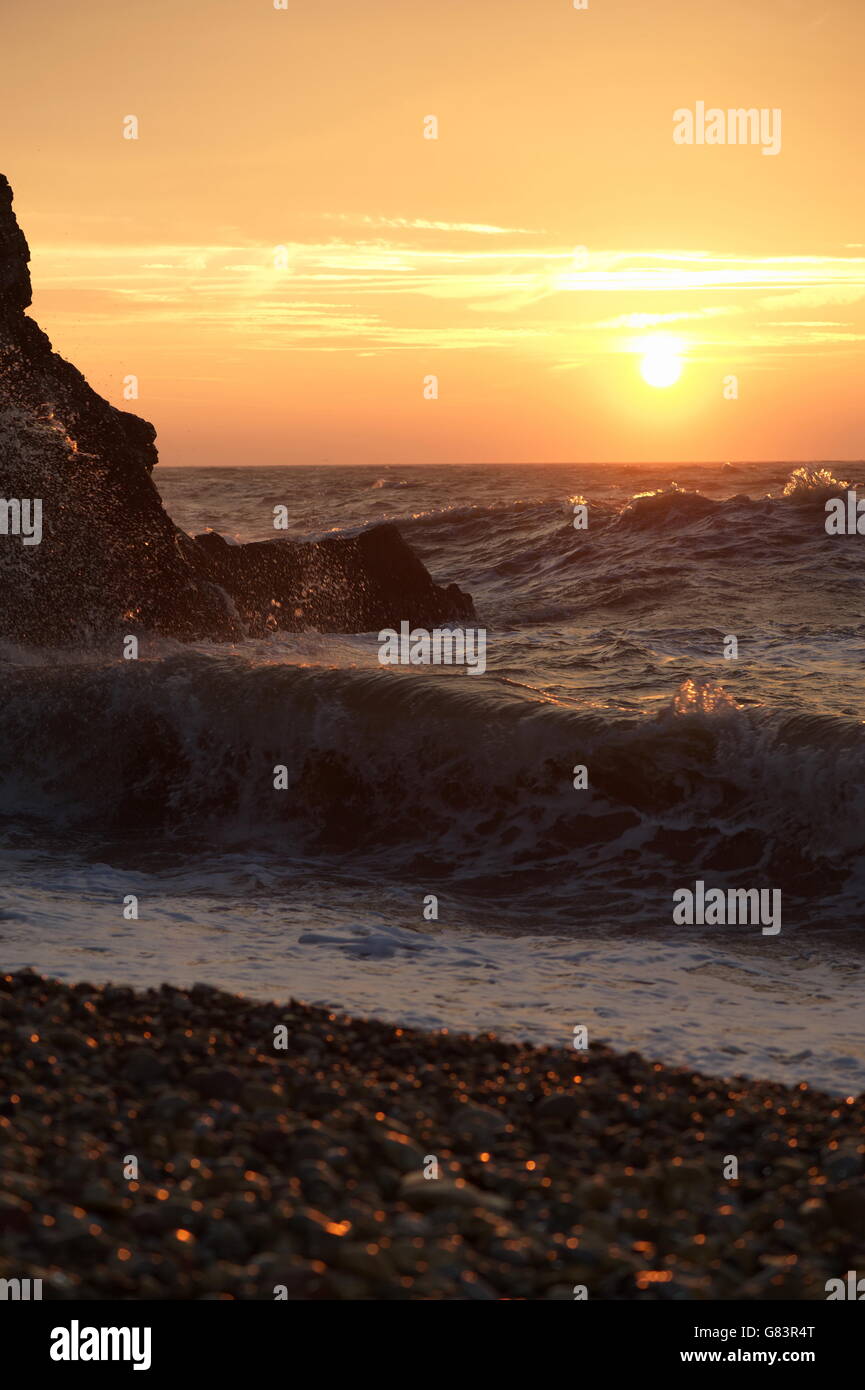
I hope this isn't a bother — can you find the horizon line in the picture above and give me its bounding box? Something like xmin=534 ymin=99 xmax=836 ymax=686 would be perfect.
xmin=155 ymin=458 xmax=865 ymax=469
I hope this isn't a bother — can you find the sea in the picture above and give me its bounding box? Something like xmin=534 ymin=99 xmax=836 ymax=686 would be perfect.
xmin=2 ymin=460 xmax=864 ymax=1093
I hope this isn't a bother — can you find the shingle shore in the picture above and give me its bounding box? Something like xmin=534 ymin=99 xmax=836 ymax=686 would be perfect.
xmin=1 ymin=969 xmax=862 ymax=1300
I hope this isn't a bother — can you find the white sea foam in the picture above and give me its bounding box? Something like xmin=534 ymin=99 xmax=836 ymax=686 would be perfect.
xmin=3 ymin=865 xmax=862 ymax=1096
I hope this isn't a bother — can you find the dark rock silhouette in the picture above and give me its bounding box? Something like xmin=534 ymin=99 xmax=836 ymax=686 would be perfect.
xmin=195 ymin=526 xmax=474 ymax=637
xmin=0 ymin=175 xmax=473 ymax=644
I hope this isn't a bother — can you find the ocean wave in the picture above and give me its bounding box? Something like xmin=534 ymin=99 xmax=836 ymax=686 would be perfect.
xmin=379 ymin=467 xmax=859 ymax=540
xmin=1 ymin=656 xmax=863 ymax=916
xmin=363 ymin=472 xmax=860 ymax=575
xmin=379 ymin=470 xmax=865 ymax=633
xmin=782 ymin=465 xmax=855 ymax=499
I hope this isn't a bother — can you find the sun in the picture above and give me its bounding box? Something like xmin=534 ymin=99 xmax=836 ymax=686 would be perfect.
xmin=640 ymin=339 xmax=684 ymax=389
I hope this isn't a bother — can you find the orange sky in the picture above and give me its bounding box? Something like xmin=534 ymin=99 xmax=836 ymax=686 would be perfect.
xmin=4 ymin=0 xmax=864 ymax=465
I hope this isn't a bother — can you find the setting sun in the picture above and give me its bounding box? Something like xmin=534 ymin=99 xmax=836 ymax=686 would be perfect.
xmin=640 ymin=339 xmax=684 ymax=389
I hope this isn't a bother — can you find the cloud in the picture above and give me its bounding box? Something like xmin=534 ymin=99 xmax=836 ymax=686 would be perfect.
xmin=323 ymin=214 xmax=539 ymax=235
xmin=590 ymin=308 xmax=734 ymax=329
xmin=28 ymin=238 xmax=865 ymax=357
xmin=757 ymin=285 xmax=865 ymax=310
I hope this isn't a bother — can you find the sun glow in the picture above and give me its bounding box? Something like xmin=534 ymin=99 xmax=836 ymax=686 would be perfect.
xmin=639 ymin=337 xmax=684 ymax=389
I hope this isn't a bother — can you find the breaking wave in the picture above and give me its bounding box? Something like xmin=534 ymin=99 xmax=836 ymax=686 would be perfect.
xmin=1 ymin=651 xmax=864 ymax=924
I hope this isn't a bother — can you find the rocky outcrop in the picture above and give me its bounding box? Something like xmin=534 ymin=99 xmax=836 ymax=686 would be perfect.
xmin=195 ymin=526 xmax=473 ymax=636
xmin=0 ymin=175 xmax=473 ymax=645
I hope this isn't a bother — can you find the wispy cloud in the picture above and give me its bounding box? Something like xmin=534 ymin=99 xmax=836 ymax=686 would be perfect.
xmin=590 ymin=308 xmax=735 ymax=329
xmin=323 ymin=214 xmax=539 ymax=235
xmin=29 ymin=237 xmax=865 ymax=356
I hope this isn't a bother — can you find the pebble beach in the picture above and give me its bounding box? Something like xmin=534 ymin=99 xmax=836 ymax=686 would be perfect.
xmin=1 ymin=969 xmax=862 ymax=1301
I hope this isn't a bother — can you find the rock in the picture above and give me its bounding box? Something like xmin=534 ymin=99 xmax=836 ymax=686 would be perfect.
xmin=130 ymin=1206 xmax=178 ymax=1237
xmin=372 ymin=1129 xmax=426 ymax=1173
xmin=80 ymin=1181 xmax=126 ymax=1216
xmin=335 ymin=1242 xmax=398 ymax=1283
xmin=451 ymin=1102 xmax=509 ymax=1145
xmin=204 ymin=1220 xmax=249 ymax=1262
xmin=391 ymin=1212 xmax=430 ymax=1237
xmin=239 ymin=1081 xmax=278 ymax=1112
xmin=825 ymin=1180 xmax=865 ymax=1227
xmin=823 ymin=1140 xmax=864 ymax=1183
xmin=294 ymin=1160 xmax=342 ymax=1205
xmin=194 ymin=525 xmax=475 ymax=637
xmin=797 ymin=1196 xmax=829 ymax=1226
xmin=459 ymin=1273 xmax=499 ymax=1300
xmin=270 ymin=1266 xmax=326 ymax=1299
xmin=122 ymin=1047 xmax=168 ymax=1086
xmin=148 ymin=1091 xmax=193 ymax=1124
xmin=103 ymin=986 xmax=136 ymax=1006
xmin=534 ymin=1093 xmax=581 ymax=1124
xmin=0 ymin=174 xmax=474 ymax=645
xmin=399 ymin=1172 xmax=509 ymax=1214
xmin=0 ymin=180 xmax=32 ymax=316
xmin=0 ymin=1171 xmax=42 ymax=1200
xmin=0 ymin=179 xmax=236 ymax=644
xmin=0 ymin=1192 xmax=32 ymax=1232
xmin=322 ymin=1270 xmax=369 ymax=1300
xmin=190 ymin=1067 xmax=243 ymax=1102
